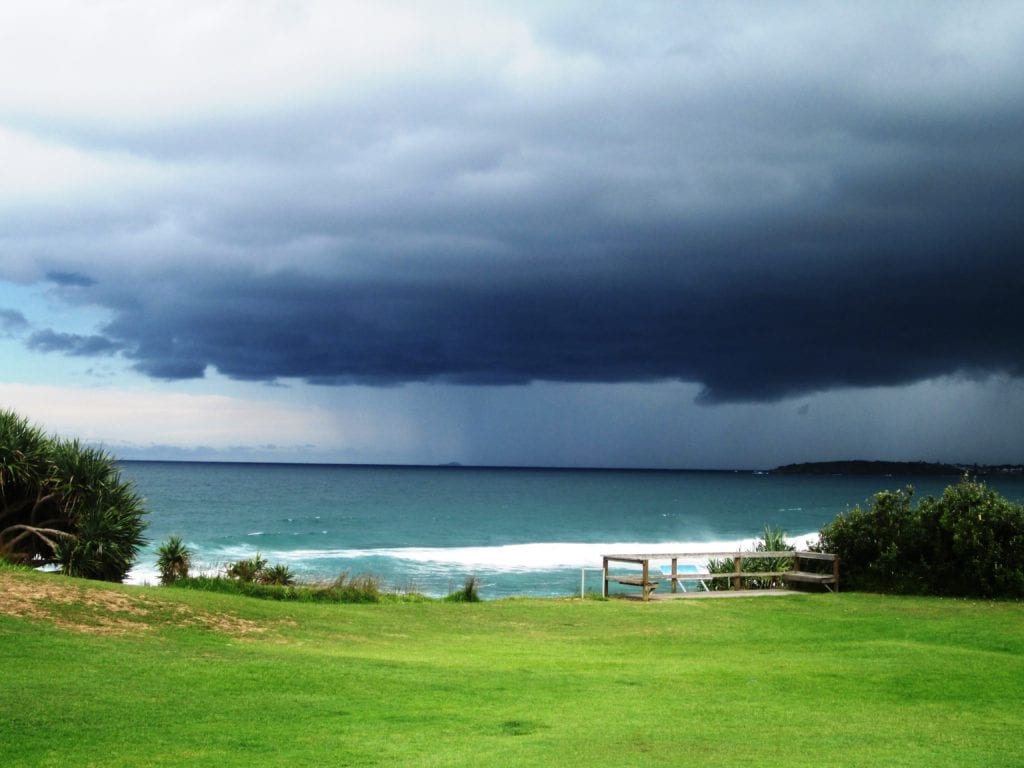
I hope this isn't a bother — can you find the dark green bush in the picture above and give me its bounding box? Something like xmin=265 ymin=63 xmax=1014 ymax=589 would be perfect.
xmin=225 ymin=553 xmax=268 ymax=582
xmin=817 ymin=487 xmax=918 ymax=593
xmin=0 ymin=409 xmax=146 ymax=582
xmin=224 ymin=554 xmax=297 ymax=587
xmin=261 ymin=563 xmax=296 ymax=586
xmin=917 ymin=479 xmax=1024 ymax=597
xmin=818 ymin=477 xmax=1024 ymax=597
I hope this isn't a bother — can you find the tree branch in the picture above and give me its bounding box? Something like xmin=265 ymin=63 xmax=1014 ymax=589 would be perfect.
xmin=1 ymin=524 xmax=75 ymax=551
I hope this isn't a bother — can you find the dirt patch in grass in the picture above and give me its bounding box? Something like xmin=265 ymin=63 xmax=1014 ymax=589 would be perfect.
xmin=0 ymin=570 xmax=271 ymax=637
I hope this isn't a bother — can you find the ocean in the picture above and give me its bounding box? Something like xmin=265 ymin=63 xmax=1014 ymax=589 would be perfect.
xmin=119 ymin=461 xmax=1024 ymax=598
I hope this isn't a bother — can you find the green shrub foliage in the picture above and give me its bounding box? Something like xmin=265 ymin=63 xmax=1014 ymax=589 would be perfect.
xmin=819 ymin=477 xmax=1024 ymax=597
xmin=707 ymin=525 xmax=796 ymax=590
xmin=225 ymin=553 xmax=268 ymax=582
xmin=224 ymin=553 xmax=296 ymax=586
xmin=0 ymin=409 xmax=147 ymax=582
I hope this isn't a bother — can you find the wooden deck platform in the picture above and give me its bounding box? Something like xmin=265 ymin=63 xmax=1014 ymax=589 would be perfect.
xmin=601 ymin=550 xmax=839 ymax=601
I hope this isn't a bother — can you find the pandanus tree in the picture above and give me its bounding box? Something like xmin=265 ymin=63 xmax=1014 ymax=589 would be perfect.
xmin=0 ymin=409 xmax=147 ymax=582
xmin=156 ymin=535 xmax=193 ymax=584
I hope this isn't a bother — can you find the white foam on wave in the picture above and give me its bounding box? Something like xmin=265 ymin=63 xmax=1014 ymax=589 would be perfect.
xmin=232 ymin=533 xmax=821 ymax=572
xmin=124 ymin=563 xmax=161 ymax=586
xmin=124 ymin=532 xmax=821 ymax=584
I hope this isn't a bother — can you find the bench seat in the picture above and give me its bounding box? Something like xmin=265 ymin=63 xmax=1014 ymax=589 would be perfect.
xmin=608 ymin=575 xmax=659 ymax=599
xmin=783 ymin=570 xmax=838 ymax=592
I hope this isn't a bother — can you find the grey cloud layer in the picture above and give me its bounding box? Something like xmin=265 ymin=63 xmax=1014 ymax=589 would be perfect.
xmin=91 ymin=234 xmax=1021 ymax=402
xmin=6 ymin=3 xmax=1024 ymax=401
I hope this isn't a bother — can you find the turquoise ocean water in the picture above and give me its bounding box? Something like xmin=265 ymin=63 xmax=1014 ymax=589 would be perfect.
xmin=119 ymin=462 xmax=1024 ymax=598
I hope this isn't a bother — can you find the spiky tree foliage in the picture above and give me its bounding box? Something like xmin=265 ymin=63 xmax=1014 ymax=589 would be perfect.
xmin=259 ymin=562 xmax=295 ymax=586
xmin=223 ymin=554 xmax=297 ymax=586
xmin=156 ymin=535 xmax=193 ymax=584
xmin=707 ymin=526 xmax=795 ymax=590
xmin=749 ymin=525 xmax=796 ymax=589
xmin=0 ymin=409 xmax=147 ymax=581
xmin=0 ymin=411 xmax=69 ymax=563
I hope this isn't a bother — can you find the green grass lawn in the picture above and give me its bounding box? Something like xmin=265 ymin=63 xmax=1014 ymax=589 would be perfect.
xmin=2 ymin=566 xmax=1023 ymax=767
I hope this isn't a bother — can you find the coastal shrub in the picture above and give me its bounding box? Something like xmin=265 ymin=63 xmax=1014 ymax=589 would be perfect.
xmin=156 ymin=536 xmax=192 ymax=584
xmin=444 ymin=575 xmax=482 ymax=602
xmin=750 ymin=525 xmax=796 ymax=588
xmin=817 ymin=486 xmax=928 ymax=593
xmin=225 ymin=553 xmax=268 ymax=582
xmin=0 ymin=409 xmax=147 ymax=582
xmin=261 ymin=563 xmax=296 ymax=586
xmin=916 ymin=479 xmax=1024 ymax=596
xmin=707 ymin=526 xmax=795 ymax=590
xmin=818 ymin=477 xmax=1024 ymax=597
xmin=224 ymin=554 xmax=298 ymax=587
xmin=706 ymin=556 xmax=737 ymax=590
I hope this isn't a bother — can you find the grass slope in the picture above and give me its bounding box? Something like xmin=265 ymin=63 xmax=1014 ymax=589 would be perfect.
xmin=2 ymin=566 xmax=1023 ymax=767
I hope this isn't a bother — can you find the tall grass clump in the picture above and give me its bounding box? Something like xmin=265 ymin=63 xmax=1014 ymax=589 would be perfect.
xmin=444 ymin=575 xmax=482 ymax=602
xmin=317 ymin=572 xmax=382 ymax=603
xmin=170 ymin=570 xmax=383 ymax=603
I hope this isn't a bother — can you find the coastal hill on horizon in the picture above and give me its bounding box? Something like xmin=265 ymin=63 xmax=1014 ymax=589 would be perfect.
xmin=117 ymin=456 xmax=1024 ymax=476
xmin=771 ymin=459 xmax=1024 ymax=476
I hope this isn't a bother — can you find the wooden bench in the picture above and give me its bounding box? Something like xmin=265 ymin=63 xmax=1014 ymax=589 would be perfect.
xmin=602 ymin=551 xmax=839 ymax=600
xmin=783 ymin=551 xmax=840 ymax=592
xmin=607 ymin=575 xmax=660 ymax=601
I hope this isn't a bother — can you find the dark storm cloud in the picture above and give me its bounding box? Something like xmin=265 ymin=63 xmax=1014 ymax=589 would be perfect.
xmin=46 ymin=271 xmax=96 ymax=287
xmin=8 ymin=2 xmax=1024 ymax=402
xmin=1 ymin=308 xmax=28 ymax=333
xmin=95 ymin=226 xmax=1023 ymax=402
xmin=27 ymin=329 xmax=122 ymax=357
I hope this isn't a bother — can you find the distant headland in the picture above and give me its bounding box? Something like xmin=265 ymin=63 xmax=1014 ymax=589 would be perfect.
xmin=771 ymin=460 xmax=1024 ymax=476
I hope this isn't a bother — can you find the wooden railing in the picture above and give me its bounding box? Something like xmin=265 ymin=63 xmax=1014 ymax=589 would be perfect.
xmin=601 ymin=551 xmax=838 ymax=601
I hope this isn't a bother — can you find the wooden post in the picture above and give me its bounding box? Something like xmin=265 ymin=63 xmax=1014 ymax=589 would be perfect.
xmin=833 ymin=556 xmax=840 ymax=593
xmin=642 ymin=559 xmax=650 ymax=602
xmin=602 ymin=557 xmax=609 ymax=598
xmin=671 ymin=557 xmax=678 ymax=593
xmin=733 ymin=555 xmax=741 ymax=591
